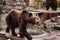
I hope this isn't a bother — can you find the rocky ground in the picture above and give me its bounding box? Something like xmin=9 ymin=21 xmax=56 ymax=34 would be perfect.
xmin=0 ymin=28 xmax=60 ymax=40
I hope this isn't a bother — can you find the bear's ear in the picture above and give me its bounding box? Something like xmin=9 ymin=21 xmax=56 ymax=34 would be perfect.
xmin=22 ymin=10 xmax=28 ymax=14
xmin=29 ymin=13 xmax=32 ymax=17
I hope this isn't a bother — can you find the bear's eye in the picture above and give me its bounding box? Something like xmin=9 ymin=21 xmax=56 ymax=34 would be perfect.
xmin=29 ymin=13 xmax=32 ymax=17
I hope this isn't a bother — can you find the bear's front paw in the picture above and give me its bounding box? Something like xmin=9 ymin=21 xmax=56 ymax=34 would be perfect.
xmin=17 ymin=34 xmax=20 ymax=37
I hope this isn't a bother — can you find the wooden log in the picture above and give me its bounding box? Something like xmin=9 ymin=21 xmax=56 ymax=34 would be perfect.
xmin=28 ymin=10 xmax=60 ymax=14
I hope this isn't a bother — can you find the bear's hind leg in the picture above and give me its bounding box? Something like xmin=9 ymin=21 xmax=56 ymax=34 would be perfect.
xmin=6 ymin=25 xmax=10 ymax=33
xmin=11 ymin=27 xmax=17 ymax=36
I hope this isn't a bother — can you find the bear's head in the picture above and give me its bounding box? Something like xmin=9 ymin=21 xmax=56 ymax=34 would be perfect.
xmin=28 ymin=12 xmax=43 ymax=25
xmin=28 ymin=13 xmax=39 ymax=24
xmin=21 ymin=10 xmax=41 ymax=25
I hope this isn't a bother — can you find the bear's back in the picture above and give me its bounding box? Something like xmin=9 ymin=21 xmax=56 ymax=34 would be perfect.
xmin=8 ymin=9 xmax=22 ymax=17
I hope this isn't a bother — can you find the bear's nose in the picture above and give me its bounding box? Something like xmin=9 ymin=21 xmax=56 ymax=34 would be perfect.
xmin=31 ymin=18 xmax=35 ymax=21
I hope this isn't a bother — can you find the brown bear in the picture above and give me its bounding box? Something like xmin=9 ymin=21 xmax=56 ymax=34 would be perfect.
xmin=6 ymin=9 xmax=42 ymax=40
xmin=44 ymin=0 xmax=57 ymax=10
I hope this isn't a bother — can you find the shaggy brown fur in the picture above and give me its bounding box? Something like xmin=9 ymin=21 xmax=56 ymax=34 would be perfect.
xmin=6 ymin=9 xmax=33 ymax=40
